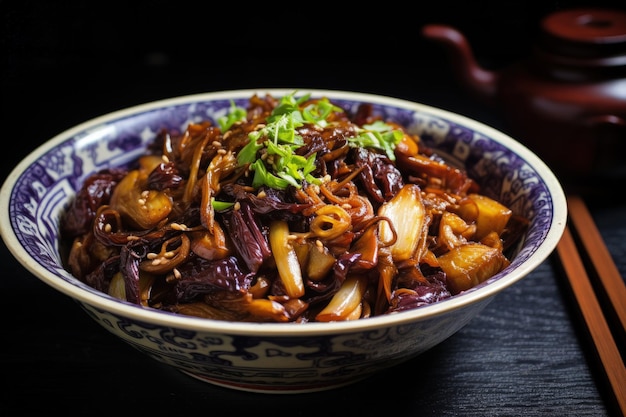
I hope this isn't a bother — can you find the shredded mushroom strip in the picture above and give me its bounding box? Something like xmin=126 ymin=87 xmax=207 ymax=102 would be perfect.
xmin=60 ymin=92 xmax=529 ymax=323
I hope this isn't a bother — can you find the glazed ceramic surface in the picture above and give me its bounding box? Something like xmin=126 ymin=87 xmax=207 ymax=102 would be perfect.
xmin=422 ymin=8 xmax=626 ymax=184
xmin=0 ymin=89 xmax=567 ymax=393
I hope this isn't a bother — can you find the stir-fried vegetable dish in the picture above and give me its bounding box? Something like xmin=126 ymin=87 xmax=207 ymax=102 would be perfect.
xmin=61 ymin=92 xmax=528 ymax=323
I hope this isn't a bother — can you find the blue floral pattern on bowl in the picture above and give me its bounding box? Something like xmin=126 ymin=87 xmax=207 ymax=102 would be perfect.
xmin=1 ymin=89 xmax=564 ymax=393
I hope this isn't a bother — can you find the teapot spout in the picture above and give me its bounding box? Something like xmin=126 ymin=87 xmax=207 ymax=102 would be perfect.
xmin=422 ymin=24 xmax=498 ymax=104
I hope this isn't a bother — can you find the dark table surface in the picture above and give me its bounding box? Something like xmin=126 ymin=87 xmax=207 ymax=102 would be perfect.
xmin=2 ymin=2 xmax=626 ymax=416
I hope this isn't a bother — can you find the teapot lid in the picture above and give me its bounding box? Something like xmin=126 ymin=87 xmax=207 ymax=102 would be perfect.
xmin=540 ymin=8 xmax=626 ymax=63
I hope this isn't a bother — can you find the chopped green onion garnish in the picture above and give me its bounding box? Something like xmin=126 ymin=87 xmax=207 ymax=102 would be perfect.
xmin=220 ymin=91 xmax=403 ymax=190
xmin=349 ymin=121 xmax=404 ymax=161
xmin=211 ymin=199 xmax=235 ymax=211
xmin=217 ymin=100 xmax=246 ymax=132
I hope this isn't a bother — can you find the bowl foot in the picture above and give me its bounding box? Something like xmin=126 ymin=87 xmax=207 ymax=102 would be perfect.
xmin=179 ymin=370 xmax=368 ymax=394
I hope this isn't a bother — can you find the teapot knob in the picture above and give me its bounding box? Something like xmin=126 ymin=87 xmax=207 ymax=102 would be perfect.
xmin=537 ymin=8 xmax=626 ymax=71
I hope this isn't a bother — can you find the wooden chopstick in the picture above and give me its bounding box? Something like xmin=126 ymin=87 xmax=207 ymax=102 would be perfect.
xmin=567 ymin=195 xmax=626 ymax=335
xmin=556 ymin=195 xmax=626 ymax=416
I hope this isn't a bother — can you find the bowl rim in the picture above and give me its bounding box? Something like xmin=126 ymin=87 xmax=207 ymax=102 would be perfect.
xmin=0 ymin=88 xmax=568 ymax=336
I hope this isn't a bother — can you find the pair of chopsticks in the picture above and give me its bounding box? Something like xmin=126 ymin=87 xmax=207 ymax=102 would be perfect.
xmin=556 ymin=195 xmax=626 ymax=416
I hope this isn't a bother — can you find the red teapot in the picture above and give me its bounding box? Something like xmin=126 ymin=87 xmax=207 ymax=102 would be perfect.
xmin=423 ymin=8 xmax=626 ymax=192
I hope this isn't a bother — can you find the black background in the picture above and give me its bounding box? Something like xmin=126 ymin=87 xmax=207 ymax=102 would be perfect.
xmin=2 ymin=1 xmax=626 ymax=416
xmin=3 ymin=0 xmax=624 ymax=182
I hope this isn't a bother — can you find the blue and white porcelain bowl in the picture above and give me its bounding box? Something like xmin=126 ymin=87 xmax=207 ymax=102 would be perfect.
xmin=0 ymin=89 xmax=567 ymax=393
